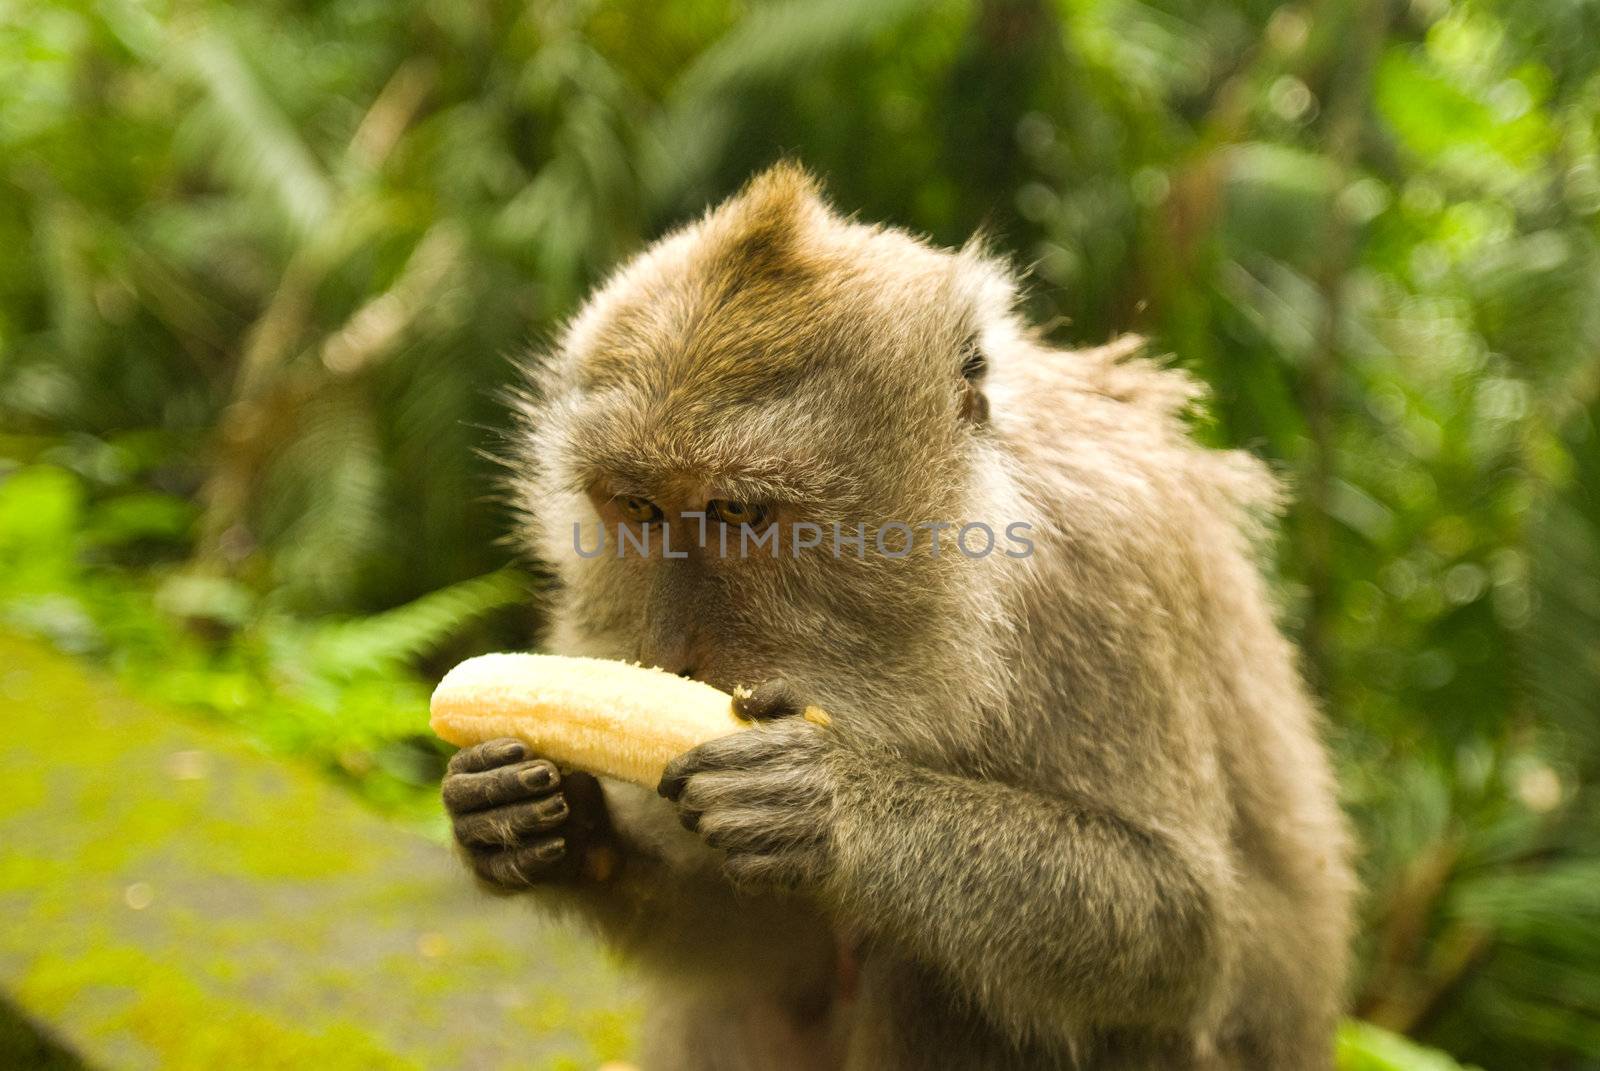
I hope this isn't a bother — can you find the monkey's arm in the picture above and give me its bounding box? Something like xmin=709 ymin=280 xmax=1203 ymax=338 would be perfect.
xmin=833 ymin=757 xmax=1229 ymax=1035
xmin=661 ymin=721 xmax=1233 ymax=1040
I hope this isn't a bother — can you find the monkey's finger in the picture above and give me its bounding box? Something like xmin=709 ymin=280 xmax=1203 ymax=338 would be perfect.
xmin=698 ymin=808 xmax=766 ymax=851
xmin=658 ymin=748 xmax=710 ymax=801
xmin=734 ymin=679 xmax=803 ymax=721
xmin=658 ymin=729 xmax=803 ymax=800
xmin=447 ymin=737 xmax=527 ymax=775
xmin=472 ymin=837 xmax=567 ymax=887
xmin=453 ymin=794 xmax=570 ymax=848
xmin=443 ymin=759 xmax=559 ymax=814
xmin=698 ymin=808 xmax=825 ymax=855
xmin=675 ymin=801 xmax=704 ymax=834
xmin=676 ymin=768 xmax=824 ymax=816
xmin=722 ymin=848 xmax=823 ymax=893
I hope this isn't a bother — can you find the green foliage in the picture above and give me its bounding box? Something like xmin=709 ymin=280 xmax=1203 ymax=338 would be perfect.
xmin=1339 ymin=1020 xmax=1478 ymax=1071
xmin=2 ymin=0 xmax=1599 ymax=1067
xmin=0 ymin=459 xmax=526 ymax=819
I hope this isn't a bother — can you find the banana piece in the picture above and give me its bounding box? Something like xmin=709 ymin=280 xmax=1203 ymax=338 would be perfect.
xmin=429 ymin=653 xmax=748 ymax=787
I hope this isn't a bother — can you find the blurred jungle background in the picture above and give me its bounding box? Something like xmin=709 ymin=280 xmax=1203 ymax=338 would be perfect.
xmin=2 ymin=0 xmax=1598 ymax=1068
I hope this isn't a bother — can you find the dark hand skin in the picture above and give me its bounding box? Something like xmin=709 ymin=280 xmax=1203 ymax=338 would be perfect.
xmin=658 ymin=679 xmax=839 ymax=892
xmin=443 ymin=737 xmax=619 ymax=888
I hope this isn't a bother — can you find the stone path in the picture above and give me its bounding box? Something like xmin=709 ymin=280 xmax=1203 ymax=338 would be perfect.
xmin=0 ymin=633 xmax=640 ymax=1069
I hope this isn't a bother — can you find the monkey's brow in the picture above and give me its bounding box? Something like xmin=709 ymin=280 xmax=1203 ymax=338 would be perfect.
xmin=567 ymin=461 xmax=828 ymax=504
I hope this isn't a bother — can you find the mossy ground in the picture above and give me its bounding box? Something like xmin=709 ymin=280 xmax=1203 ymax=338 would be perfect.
xmin=0 ymin=633 xmax=640 ymax=1069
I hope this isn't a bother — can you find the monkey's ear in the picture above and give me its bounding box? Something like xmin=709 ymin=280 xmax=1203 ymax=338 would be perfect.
xmin=957 ymin=335 xmax=990 ymax=426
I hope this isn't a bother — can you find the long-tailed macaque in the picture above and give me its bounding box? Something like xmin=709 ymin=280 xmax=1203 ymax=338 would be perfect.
xmin=441 ymin=164 xmax=1355 ymax=1069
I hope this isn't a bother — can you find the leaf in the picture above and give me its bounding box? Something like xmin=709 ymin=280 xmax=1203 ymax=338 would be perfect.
xmin=307 ymin=569 xmax=528 ymax=680
xmin=170 ymin=24 xmax=334 ymax=240
xmin=1338 ymin=1020 xmax=1478 ymax=1071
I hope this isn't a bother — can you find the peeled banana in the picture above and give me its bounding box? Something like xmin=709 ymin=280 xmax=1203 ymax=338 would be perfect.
xmin=429 ymin=653 xmax=750 ymax=787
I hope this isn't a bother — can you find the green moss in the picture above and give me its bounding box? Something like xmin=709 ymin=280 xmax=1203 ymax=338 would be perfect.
xmin=518 ymin=992 xmax=573 ymax=1035
xmin=0 ymin=854 xmax=71 ymax=894
xmin=542 ymin=1058 xmax=585 ymax=1071
xmin=0 ymin=762 xmax=46 ymax=821
xmin=579 ymin=1006 xmax=638 ymax=1062
xmin=22 ymin=947 xmax=415 ymax=1070
xmin=0 ymin=634 xmax=640 ymax=1067
xmin=517 ymin=992 xmax=639 ymax=1064
xmin=0 ymin=635 xmax=371 ymax=884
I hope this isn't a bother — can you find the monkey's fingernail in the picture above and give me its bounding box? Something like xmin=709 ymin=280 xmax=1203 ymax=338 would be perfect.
xmin=537 ymin=837 xmax=566 ymax=861
xmin=520 ymin=763 xmax=555 ymax=791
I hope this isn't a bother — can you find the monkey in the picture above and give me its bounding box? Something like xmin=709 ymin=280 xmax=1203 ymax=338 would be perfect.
xmin=441 ymin=163 xmax=1356 ymax=1069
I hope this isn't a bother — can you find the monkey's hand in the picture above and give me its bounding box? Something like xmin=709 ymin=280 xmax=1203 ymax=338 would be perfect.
xmin=443 ymin=737 xmax=620 ymax=890
xmin=657 ymin=681 xmax=839 ymax=893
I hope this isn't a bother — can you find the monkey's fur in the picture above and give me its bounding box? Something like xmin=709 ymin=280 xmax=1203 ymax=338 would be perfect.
xmin=443 ymin=164 xmax=1356 ymax=1069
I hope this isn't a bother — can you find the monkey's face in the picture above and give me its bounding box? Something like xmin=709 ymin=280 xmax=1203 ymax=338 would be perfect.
xmin=534 ymin=384 xmax=984 ymax=717
xmin=512 ymin=166 xmax=1018 ymax=739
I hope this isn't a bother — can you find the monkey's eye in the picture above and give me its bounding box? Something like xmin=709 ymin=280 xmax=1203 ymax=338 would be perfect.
xmin=620 ymin=496 xmax=663 ymax=523
xmin=707 ymin=499 xmax=768 ymax=527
